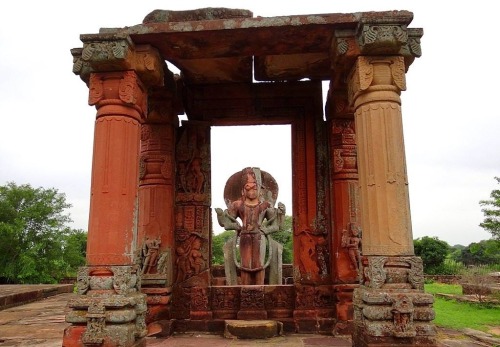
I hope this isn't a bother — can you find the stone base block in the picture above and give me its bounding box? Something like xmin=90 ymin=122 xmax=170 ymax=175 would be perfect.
xmin=224 ymin=320 xmax=283 ymax=339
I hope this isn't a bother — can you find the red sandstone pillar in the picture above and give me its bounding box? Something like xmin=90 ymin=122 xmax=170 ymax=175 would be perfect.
xmin=86 ymin=71 xmax=146 ymax=265
xmin=349 ymin=56 xmax=414 ymax=256
xmin=65 ymin=39 xmax=166 ymax=347
xmin=138 ymin=89 xmax=180 ymax=324
xmin=326 ymin=88 xmax=360 ymax=333
xmin=347 ymin=57 xmax=436 ymax=347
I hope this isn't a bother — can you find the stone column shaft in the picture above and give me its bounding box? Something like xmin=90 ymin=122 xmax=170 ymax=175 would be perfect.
xmin=86 ymin=71 xmax=146 ymax=265
xmin=349 ymin=56 xmax=414 ymax=256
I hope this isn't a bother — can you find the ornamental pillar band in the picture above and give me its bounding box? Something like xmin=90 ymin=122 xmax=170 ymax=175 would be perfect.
xmin=347 ymin=56 xmax=414 ymax=256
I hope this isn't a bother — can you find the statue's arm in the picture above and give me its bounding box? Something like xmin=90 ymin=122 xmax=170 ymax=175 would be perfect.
xmin=261 ymin=203 xmax=284 ymax=235
xmin=215 ymin=206 xmax=241 ymax=231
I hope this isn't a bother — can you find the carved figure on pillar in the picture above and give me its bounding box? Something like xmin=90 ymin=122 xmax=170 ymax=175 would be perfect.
xmin=142 ymin=237 xmax=161 ymax=274
xmin=341 ymin=222 xmax=361 ymax=271
xmin=175 ymin=232 xmax=207 ymax=282
xmin=216 ymin=167 xmax=285 ymax=285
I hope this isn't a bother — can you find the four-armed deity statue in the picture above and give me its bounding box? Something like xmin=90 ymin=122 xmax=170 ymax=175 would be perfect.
xmin=216 ymin=167 xmax=286 ymax=285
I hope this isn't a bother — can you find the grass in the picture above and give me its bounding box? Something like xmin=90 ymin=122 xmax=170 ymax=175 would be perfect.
xmin=425 ymin=283 xmax=500 ymax=334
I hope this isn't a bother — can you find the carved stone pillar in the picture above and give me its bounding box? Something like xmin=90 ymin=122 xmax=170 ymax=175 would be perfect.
xmin=65 ymin=38 xmax=165 ymax=346
xmin=341 ymin=21 xmax=436 ymax=347
xmin=137 ymin=89 xmax=180 ymax=326
xmin=172 ymin=121 xmax=211 ymax=319
xmin=350 ymin=56 xmax=413 ymax=256
xmin=326 ymin=87 xmax=359 ymax=334
xmin=64 ymin=70 xmax=148 ymax=347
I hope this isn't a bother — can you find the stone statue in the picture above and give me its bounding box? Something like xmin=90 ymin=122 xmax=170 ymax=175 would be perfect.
xmin=216 ymin=167 xmax=285 ymax=285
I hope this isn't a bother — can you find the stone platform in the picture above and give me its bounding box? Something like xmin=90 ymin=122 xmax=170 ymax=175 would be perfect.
xmin=0 ymin=284 xmax=73 ymax=311
xmin=0 ymin=287 xmax=496 ymax=347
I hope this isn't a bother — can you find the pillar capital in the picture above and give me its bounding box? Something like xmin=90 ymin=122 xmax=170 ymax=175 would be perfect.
xmin=331 ymin=18 xmax=422 ymax=90
xmin=347 ymin=56 xmax=406 ymax=108
xmin=88 ymin=70 xmax=147 ymax=121
xmin=72 ymin=34 xmax=166 ymax=88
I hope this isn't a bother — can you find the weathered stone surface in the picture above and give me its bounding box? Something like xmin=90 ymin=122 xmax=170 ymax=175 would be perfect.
xmin=224 ymin=319 xmax=282 ymax=339
xmin=143 ymin=8 xmax=253 ymax=24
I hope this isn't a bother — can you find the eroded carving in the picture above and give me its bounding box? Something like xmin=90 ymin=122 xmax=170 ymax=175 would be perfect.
xmin=141 ymin=237 xmax=161 ymax=274
xmin=391 ymin=295 xmax=415 ymax=337
xmin=76 ymin=267 xmax=90 ymax=295
xmin=341 ymin=222 xmax=362 ymax=272
xmin=82 ymin=301 xmax=106 ymax=345
xmin=175 ymin=232 xmax=207 ymax=282
xmin=111 ymin=266 xmax=137 ymax=295
xmin=358 ymin=24 xmax=408 ymax=54
xmin=364 ymin=256 xmax=387 ymax=288
xmin=296 ymin=229 xmax=328 ymax=281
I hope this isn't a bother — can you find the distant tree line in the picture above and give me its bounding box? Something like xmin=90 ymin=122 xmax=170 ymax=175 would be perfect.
xmin=0 ymin=182 xmax=86 ymax=284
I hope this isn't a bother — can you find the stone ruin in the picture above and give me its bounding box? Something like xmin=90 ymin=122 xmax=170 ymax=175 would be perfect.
xmin=63 ymin=7 xmax=436 ymax=347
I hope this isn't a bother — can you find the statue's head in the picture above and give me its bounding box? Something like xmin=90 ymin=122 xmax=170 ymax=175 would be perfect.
xmin=224 ymin=167 xmax=279 ymax=208
xmin=241 ymin=168 xmax=258 ymax=200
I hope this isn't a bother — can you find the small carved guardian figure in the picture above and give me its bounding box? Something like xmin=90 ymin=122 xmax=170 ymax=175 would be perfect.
xmin=142 ymin=237 xmax=161 ymax=274
xmin=217 ymin=167 xmax=285 ymax=285
xmin=342 ymin=222 xmax=362 ymax=271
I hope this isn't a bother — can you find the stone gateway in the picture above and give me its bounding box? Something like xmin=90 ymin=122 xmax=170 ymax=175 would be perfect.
xmin=63 ymin=7 xmax=435 ymax=347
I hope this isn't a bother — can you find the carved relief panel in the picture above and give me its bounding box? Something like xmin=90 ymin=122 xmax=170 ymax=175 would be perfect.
xmin=174 ymin=122 xmax=211 ymax=285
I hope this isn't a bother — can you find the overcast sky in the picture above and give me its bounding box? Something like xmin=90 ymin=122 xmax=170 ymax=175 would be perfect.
xmin=1 ymin=1 xmax=498 ymax=246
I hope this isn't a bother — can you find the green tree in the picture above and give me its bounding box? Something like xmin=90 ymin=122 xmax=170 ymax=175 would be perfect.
xmin=268 ymin=215 xmax=293 ymax=264
xmin=458 ymin=239 xmax=500 ymax=266
xmin=479 ymin=176 xmax=500 ymax=240
xmin=62 ymin=228 xmax=87 ymax=275
xmin=0 ymin=182 xmax=86 ymax=283
xmin=212 ymin=230 xmax=236 ymax=265
xmin=414 ymin=236 xmax=450 ymax=274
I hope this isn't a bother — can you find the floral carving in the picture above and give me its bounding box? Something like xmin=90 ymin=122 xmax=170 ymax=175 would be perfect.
xmin=119 ymin=71 xmax=137 ymax=104
xmin=88 ymin=74 xmax=104 ymax=105
xmin=76 ymin=267 xmax=90 ymax=295
xmin=212 ymin=287 xmax=239 ymax=310
xmin=82 ymin=301 xmax=106 ymax=345
xmin=191 ymin=287 xmax=210 ymax=311
xmin=240 ymin=287 xmax=265 ymax=309
xmin=365 ymin=256 xmax=387 ymax=288
xmin=406 ymin=257 xmax=424 ymax=290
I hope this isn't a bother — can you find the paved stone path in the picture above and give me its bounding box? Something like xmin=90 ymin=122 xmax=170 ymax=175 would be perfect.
xmin=0 ymin=286 xmax=497 ymax=346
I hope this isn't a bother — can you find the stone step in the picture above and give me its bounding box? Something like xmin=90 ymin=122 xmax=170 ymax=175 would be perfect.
xmin=224 ymin=320 xmax=283 ymax=339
